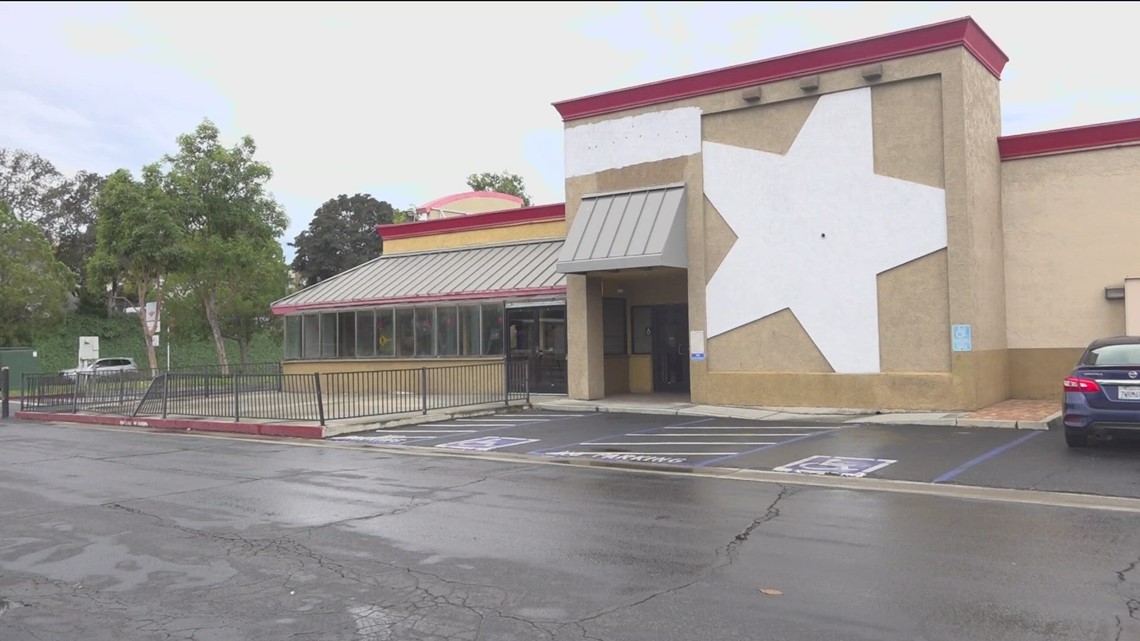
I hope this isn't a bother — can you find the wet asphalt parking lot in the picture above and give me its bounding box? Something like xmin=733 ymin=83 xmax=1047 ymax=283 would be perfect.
xmin=331 ymin=409 xmax=1140 ymax=498
xmin=2 ymin=418 xmax=1140 ymax=641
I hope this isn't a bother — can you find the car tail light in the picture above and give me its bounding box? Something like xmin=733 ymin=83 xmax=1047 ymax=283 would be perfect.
xmin=1063 ymin=377 xmax=1101 ymax=393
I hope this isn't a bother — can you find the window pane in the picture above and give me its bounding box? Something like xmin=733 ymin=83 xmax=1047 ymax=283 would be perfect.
xmin=482 ymin=303 xmax=504 ymax=355
xmin=320 ymin=312 xmax=338 ymax=358
xmin=302 ymin=314 xmax=320 ymax=359
xmin=285 ymin=316 xmax=302 ymax=360
xmin=602 ymin=298 xmax=627 ymax=356
xmin=540 ymin=306 xmax=567 ymax=356
xmin=631 ymin=306 xmax=652 ymax=355
xmin=356 ymin=311 xmax=375 ymax=358
xmin=437 ymin=306 xmax=458 ymax=356
xmin=458 ymin=305 xmax=480 ymax=356
xmin=415 ymin=307 xmax=436 ymax=357
xmin=376 ymin=309 xmax=395 ymax=357
xmin=396 ymin=308 xmax=415 ymax=357
xmin=337 ymin=312 xmax=356 ymax=358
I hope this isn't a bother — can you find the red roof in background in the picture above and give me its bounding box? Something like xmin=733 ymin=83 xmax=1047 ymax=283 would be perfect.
xmin=552 ymin=16 xmax=1008 ymax=122
xmin=378 ymin=203 xmax=566 ymax=241
xmin=998 ymin=118 xmax=1140 ymax=160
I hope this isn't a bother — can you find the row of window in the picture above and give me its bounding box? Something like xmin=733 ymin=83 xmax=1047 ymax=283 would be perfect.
xmin=284 ymin=302 xmax=508 ymax=360
xmin=284 ymin=298 xmax=650 ymax=361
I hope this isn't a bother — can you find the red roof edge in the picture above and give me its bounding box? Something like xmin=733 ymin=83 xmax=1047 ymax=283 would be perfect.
xmin=552 ymin=16 xmax=1009 ymax=122
xmin=415 ymin=190 xmax=524 ymax=215
xmin=998 ymin=118 xmax=1140 ymax=160
xmin=378 ymin=203 xmax=566 ymax=241
xmin=271 ymin=286 xmax=568 ymax=315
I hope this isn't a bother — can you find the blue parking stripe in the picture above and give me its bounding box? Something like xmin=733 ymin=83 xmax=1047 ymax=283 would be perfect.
xmin=932 ymin=431 xmax=1043 ymax=483
xmin=693 ymin=428 xmax=843 ymax=468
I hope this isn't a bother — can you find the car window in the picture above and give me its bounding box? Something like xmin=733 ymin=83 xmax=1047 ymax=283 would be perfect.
xmin=1081 ymin=344 xmax=1140 ymax=366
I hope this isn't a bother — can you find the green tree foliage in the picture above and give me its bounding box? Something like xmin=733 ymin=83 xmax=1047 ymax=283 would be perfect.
xmin=87 ymin=167 xmax=186 ymax=370
xmin=466 ymin=171 xmax=532 ymax=206
xmin=0 ymin=202 xmax=74 ymax=346
xmin=167 ymin=240 xmax=288 ymax=367
xmin=42 ymin=171 xmax=107 ymax=314
xmin=160 ymin=119 xmax=287 ymax=372
xmin=290 ymin=193 xmax=407 ymax=287
xmin=0 ymin=148 xmax=63 ymax=224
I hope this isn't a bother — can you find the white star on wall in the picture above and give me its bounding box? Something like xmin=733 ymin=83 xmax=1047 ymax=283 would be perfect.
xmin=703 ymin=87 xmax=947 ymax=374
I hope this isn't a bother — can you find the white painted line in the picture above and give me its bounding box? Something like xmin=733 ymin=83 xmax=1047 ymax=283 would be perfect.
xmin=444 ymin=423 xmax=519 ymax=428
xmin=399 ymin=430 xmax=480 ymax=433
xmin=595 ymin=442 xmax=777 ymax=446
xmin=632 ymin=433 xmax=809 ymax=437
xmin=415 ymin=424 xmax=490 ymax=428
xmin=457 ymin=418 xmax=546 ymax=423
xmin=513 ymin=414 xmax=583 ymax=418
xmin=555 ymin=451 xmax=740 ymax=456
xmin=664 ymin=425 xmax=836 ymax=430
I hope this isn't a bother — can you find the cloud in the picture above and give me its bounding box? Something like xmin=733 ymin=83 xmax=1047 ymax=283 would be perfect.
xmin=1 ymin=1 xmax=1137 ymax=263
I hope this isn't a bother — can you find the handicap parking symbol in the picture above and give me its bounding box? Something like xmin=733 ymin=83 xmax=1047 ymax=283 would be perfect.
xmin=774 ymin=455 xmax=897 ymax=478
xmin=435 ymin=436 xmax=539 ymax=452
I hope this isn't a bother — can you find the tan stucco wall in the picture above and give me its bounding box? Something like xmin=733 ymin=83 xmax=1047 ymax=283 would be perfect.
xmin=384 ymin=220 xmax=566 ymax=255
xmin=282 ymin=358 xmax=508 ymax=395
xmin=1002 ymin=145 xmax=1140 ymax=398
xmin=564 ymin=46 xmax=1010 ymax=411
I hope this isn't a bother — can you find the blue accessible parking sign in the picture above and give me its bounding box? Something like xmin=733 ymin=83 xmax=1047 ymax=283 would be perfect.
xmin=774 ymin=455 xmax=897 ymax=478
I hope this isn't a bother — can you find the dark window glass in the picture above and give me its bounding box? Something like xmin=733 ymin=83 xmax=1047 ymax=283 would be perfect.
xmin=396 ymin=308 xmax=415 ymax=357
xmin=337 ymin=312 xmax=356 ymax=358
xmin=631 ymin=306 xmax=652 ymax=355
xmin=602 ymin=298 xmax=627 ymax=356
xmin=482 ymin=303 xmax=504 ymax=355
xmin=285 ymin=316 xmax=302 ymax=360
xmin=356 ymin=311 xmax=375 ymax=358
xmin=302 ymin=314 xmax=320 ymax=359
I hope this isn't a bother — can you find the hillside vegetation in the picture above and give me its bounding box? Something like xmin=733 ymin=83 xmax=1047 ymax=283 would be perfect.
xmin=34 ymin=313 xmax=282 ymax=374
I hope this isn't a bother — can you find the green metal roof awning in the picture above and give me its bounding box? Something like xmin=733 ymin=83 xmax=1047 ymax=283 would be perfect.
xmin=556 ymin=184 xmax=688 ymax=274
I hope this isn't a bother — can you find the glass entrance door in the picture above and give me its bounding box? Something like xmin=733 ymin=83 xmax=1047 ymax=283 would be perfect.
xmin=506 ymin=304 xmax=567 ymax=394
xmin=652 ymin=304 xmax=690 ymax=393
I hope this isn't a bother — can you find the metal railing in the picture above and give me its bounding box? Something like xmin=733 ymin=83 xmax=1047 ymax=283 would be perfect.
xmin=20 ymin=360 xmax=530 ymax=425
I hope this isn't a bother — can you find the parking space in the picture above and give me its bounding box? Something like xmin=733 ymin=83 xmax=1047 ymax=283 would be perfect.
xmin=329 ymin=410 xmax=1140 ymax=498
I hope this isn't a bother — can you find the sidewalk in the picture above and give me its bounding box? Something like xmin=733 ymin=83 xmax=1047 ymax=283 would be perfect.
xmin=530 ymin=394 xmax=1060 ymax=430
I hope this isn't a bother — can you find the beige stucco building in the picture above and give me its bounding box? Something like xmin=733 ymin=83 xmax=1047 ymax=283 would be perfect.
xmin=273 ymin=16 xmax=1140 ymax=412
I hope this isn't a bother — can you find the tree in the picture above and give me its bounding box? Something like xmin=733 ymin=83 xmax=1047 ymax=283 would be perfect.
xmin=41 ymin=171 xmax=107 ymax=314
xmin=162 ymin=119 xmax=287 ymax=372
xmin=466 ymin=171 xmax=532 ymax=206
xmin=290 ymin=193 xmax=407 ymax=287
xmin=170 ymin=240 xmax=289 ymax=367
xmin=0 ymin=148 xmax=63 ymax=224
xmin=0 ymin=202 xmax=74 ymax=346
xmin=87 ymin=167 xmax=185 ymax=371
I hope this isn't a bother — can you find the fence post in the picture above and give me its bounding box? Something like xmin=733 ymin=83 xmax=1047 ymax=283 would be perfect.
xmin=420 ymin=367 xmax=428 ymax=415
xmin=72 ymin=374 xmax=81 ymax=413
xmin=525 ymin=360 xmax=530 ymax=405
xmin=503 ymin=358 xmax=510 ymax=407
xmin=232 ymin=374 xmax=240 ymax=422
xmin=1 ymin=366 xmax=9 ymax=419
xmin=313 ymin=373 xmax=325 ymax=427
xmin=161 ymin=374 xmax=170 ymax=418
xmin=118 ymin=374 xmax=125 ymax=406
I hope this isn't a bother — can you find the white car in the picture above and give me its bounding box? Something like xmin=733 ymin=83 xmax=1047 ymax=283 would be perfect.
xmin=60 ymin=357 xmax=140 ymax=380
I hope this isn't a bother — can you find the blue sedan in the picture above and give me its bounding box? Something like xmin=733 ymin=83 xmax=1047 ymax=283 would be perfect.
xmin=1062 ymin=336 xmax=1140 ymax=447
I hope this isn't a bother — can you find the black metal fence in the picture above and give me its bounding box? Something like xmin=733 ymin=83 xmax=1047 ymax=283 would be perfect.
xmin=20 ymin=360 xmax=530 ymax=425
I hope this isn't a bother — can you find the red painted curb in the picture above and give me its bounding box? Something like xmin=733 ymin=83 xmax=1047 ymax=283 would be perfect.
xmin=14 ymin=411 xmax=325 ymax=440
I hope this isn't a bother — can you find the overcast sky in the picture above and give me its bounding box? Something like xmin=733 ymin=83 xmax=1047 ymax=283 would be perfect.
xmin=2 ymin=1 xmax=1136 ymax=261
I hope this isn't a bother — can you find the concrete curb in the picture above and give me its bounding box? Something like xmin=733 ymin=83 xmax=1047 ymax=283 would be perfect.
xmin=322 ymin=401 xmax=533 ymax=437
xmin=14 ymin=411 xmax=325 ymax=439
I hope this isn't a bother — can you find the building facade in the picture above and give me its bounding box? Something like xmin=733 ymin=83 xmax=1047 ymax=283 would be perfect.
xmin=273 ymin=16 xmax=1140 ymax=412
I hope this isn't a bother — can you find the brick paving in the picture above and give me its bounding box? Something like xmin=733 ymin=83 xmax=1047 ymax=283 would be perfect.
xmin=963 ymin=399 xmax=1058 ymax=421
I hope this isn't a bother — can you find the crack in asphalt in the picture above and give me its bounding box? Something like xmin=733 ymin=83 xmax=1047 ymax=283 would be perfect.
xmin=1116 ymin=555 xmax=1139 ymax=583
xmin=573 ymin=484 xmax=791 ymax=634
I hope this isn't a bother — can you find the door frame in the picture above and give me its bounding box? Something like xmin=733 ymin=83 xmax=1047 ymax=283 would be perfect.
xmin=651 ymin=304 xmax=690 ymax=393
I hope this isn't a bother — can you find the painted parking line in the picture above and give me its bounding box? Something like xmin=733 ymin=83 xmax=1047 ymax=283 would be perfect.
xmin=597 ymin=441 xmax=779 ymax=446
xmin=694 ymin=428 xmax=845 ymax=468
xmin=634 ymin=433 xmax=811 ymax=437
xmin=329 ymin=412 xmax=587 ymax=450
xmin=932 ymin=431 xmax=1044 ymax=484
xmin=528 ymin=417 xmax=718 ymax=456
xmin=662 ymin=425 xmax=835 ymax=430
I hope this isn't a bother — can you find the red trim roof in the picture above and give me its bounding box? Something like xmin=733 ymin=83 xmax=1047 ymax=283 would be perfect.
xmin=415 ymin=190 xmax=524 ymax=215
xmin=271 ymin=286 xmax=567 ymax=315
xmin=998 ymin=118 xmax=1140 ymax=160
xmin=553 ymin=16 xmax=1008 ymax=122
xmin=379 ymin=203 xmax=565 ymax=241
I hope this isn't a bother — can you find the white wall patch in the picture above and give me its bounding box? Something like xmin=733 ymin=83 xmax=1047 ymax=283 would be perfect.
xmin=703 ymin=87 xmax=947 ymax=374
xmin=565 ymin=107 xmax=702 ymax=178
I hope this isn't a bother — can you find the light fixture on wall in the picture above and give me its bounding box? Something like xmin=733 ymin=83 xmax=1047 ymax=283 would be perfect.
xmin=799 ymin=75 xmax=820 ymax=92
xmin=1106 ymin=286 xmax=1126 ymax=300
xmin=860 ymin=63 xmax=883 ymax=81
xmin=741 ymin=86 xmax=761 ymax=102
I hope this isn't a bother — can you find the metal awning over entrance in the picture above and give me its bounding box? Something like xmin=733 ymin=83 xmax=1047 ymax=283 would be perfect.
xmin=271 ymin=239 xmax=566 ymax=313
xmin=557 ymin=184 xmax=687 ymax=274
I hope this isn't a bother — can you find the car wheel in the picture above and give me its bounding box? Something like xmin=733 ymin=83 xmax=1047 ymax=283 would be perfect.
xmin=1065 ymin=432 xmax=1089 ymax=448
